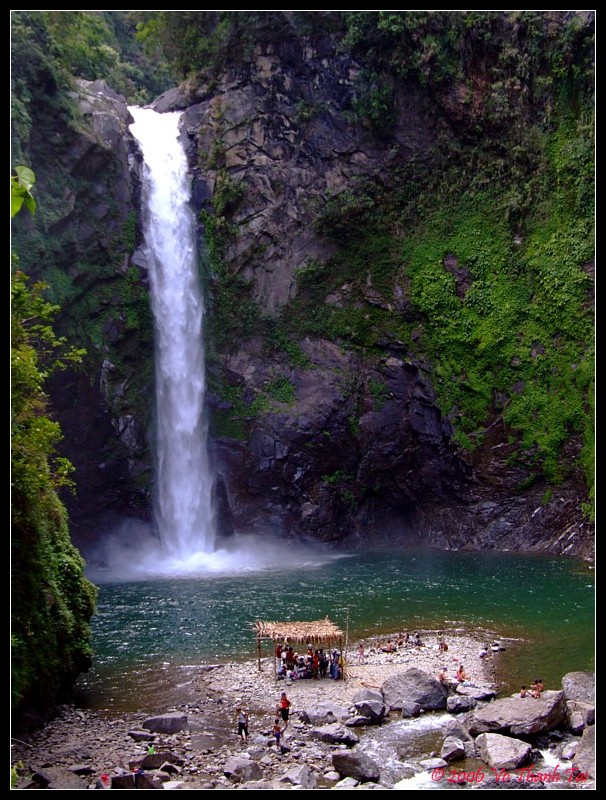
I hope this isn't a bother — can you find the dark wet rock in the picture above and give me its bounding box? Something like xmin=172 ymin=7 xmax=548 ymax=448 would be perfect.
xmin=142 ymin=713 xmax=189 ymax=734
xmin=400 ymin=701 xmax=422 ymax=718
xmin=382 ymin=667 xmax=449 ymax=711
xmin=448 ymin=695 xmax=478 ymax=714
xmin=29 ymin=766 xmax=88 ymax=789
xmin=332 ymin=751 xmax=381 ymax=783
xmin=441 ymin=735 xmax=466 ymax=762
xmin=352 ymin=699 xmax=386 ymax=724
xmin=309 ymin=722 xmax=359 ymax=746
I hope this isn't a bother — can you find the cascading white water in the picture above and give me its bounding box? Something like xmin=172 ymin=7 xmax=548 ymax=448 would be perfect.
xmin=129 ymin=106 xmax=215 ymax=558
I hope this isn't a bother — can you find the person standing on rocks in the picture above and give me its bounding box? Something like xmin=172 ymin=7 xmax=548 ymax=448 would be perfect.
xmin=278 ymin=691 xmax=291 ymax=728
xmin=272 ymin=717 xmax=284 ymax=752
xmin=236 ymin=707 xmax=249 ymax=743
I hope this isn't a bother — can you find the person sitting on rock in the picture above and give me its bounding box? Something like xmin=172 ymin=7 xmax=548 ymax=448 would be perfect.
xmin=530 ymin=679 xmax=542 ymax=698
xmin=456 ymin=664 xmax=471 ymax=684
xmin=438 ymin=666 xmax=450 ymax=685
xmin=284 ymin=647 xmax=296 ymax=670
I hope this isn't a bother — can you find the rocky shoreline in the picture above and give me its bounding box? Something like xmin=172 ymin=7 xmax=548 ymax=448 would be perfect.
xmin=10 ymin=629 xmax=595 ymax=790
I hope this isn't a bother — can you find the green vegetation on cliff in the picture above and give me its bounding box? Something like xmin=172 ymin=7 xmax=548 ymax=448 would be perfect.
xmin=182 ymin=11 xmax=593 ymax=508
xmin=10 ymin=11 xmax=594 ymax=565
xmin=11 ymin=183 xmax=97 ymax=721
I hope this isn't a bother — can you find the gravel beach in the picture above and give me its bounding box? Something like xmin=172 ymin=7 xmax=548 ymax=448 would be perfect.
xmin=11 ymin=628 xmax=504 ymax=789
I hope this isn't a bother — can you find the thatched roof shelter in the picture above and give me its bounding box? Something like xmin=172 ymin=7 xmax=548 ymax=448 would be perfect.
xmin=254 ymin=617 xmax=344 ymax=673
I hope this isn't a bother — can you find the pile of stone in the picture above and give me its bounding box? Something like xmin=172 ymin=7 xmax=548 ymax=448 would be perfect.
xmin=11 ymin=665 xmax=594 ymax=791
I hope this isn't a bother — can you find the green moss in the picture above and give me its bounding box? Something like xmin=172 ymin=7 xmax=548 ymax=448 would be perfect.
xmin=276 ymin=89 xmax=593 ymax=503
xmin=368 ymin=377 xmax=391 ymax=410
xmin=208 ymin=407 xmax=248 ymax=440
xmin=266 ymin=375 xmax=295 ymax=404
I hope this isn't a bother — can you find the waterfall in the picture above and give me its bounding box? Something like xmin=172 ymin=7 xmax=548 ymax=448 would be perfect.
xmin=129 ymin=106 xmax=215 ymax=558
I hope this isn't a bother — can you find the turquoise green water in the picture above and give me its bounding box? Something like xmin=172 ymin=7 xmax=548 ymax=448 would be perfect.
xmin=79 ymin=544 xmax=594 ymax=712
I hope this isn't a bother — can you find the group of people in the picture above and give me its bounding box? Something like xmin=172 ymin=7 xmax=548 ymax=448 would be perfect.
xmin=437 ymin=663 xmax=473 ymax=687
xmin=275 ymin=642 xmax=344 ymax=681
xmin=520 ymin=678 xmax=544 ymax=698
xmin=235 ymin=691 xmax=292 ymax=753
xmin=365 ymin=631 xmax=426 ymax=659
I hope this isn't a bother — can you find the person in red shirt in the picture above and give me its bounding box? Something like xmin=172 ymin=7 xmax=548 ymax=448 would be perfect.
xmin=284 ymin=647 xmax=296 ymax=670
xmin=278 ymin=691 xmax=291 ymax=728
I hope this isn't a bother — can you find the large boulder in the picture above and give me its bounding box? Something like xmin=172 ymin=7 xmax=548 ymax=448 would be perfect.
xmin=137 ymin=751 xmax=184 ymax=770
xmin=142 ymin=713 xmax=189 ymax=734
xmin=310 ymin=723 xmax=359 ymax=746
xmin=332 ymin=751 xmax=381 ymax=783
xmin=223 ymin=756 xmax=264 ymax=782
xmin=455 ymin=684 xmax=496 ymax=701
xmin=400 ymin=701 xmax=422 ymax=718
xmin=561 ymin=671 xmax=595 ymax=705
xmin=299 ymin=701 xmax=351 ymax=725
xmin=381 ymin=667 xmax=448 ymax=711
xmin=562 ymin=671 xmax=595 ymax=733
xmin=111 ymin=771 xmax=163 ymax=789
xmin=467 ymin=690 xmax=567 ymax=736
xmin=352 ymin=699 xmax=386 ymax=724
xmin=475 ymin=732 xmax=533 ymax=771
xmin=279 ymin=765 xmax=318 ymax=788
xmin=574 ymin=724 xmax=595 ymax=780
xmin=351 ymin=688 xmax=384 ymax=705
xmin=441 ymin=735 xmax=466 ymax=762
xmin=447 ymin=695 xmax=477 ymax=714
xmin=29 ymin=767 xmax=87 ymax=790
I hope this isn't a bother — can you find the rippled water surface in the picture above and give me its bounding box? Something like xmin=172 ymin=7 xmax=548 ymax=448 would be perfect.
xmin=79 ymin=541 xmax=594 ymax=712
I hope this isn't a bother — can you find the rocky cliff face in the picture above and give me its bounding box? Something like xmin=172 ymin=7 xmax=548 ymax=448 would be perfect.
xmin=164 ymin=38 xmax=592 ymax=559
xmin=12 ymin=78 xmax=155 ymax=542
xmin=14 ymin=42 xmax=594 ymax=561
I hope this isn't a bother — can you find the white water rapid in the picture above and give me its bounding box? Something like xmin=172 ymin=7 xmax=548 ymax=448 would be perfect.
xmin=129 ymin=106 xmax=215 ymax=559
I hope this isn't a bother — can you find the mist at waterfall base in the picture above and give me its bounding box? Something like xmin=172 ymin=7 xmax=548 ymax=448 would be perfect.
xmin=84 ymin=517 xmax=343 ymax=582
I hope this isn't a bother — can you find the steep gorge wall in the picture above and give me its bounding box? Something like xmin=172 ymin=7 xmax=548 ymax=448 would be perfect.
xmin=12 ymin=30 xmax=594 ymax=561
xmin=12 ymin=78 xmax=155 ymax=543
xmin=163 ymin=35 xmax=592 ymax=558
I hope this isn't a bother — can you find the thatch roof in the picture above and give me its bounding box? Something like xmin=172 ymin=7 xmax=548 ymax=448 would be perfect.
xmin=255 ymin=617 xmax=344 ymax=645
